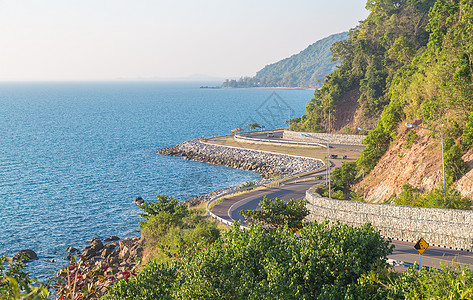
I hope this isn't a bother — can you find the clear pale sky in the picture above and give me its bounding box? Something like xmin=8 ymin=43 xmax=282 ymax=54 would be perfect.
xmin=0 ymin=0 xmax=369 ymax=81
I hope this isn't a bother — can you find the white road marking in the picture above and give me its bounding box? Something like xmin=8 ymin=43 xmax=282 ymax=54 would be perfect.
xmin=227 ymin=191 xmax=269 ymax=222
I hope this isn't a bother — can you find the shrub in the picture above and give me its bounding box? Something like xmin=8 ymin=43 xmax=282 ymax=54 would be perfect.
xmin=241 ymin=196 xmax=309 ymax=229
xmin=239 ymin=180 xmax=256 ymax=188
xmin=0 ymin=255 xmax=49 ymax=300
xmin=139 ymin=195 xmax=187 ymax=220
xmin=462 ymin=112 xmax=473 ymax=150
xmin=394 ymin=183 xmax=424 ymax=207
xmin=444 ymin=143 xmax=468 ymax=182
xmin=177 ymin=222 xmax=393 ymax=299
xmin=403 ymin=130 xmax=418 ymax=149
xmin=104 ymin=261 xmax=177 ymax=300
xmin=331 ymin=161 xmax=359 ymax=191
xmin=393 ymin=183 xmax=471 ymax=210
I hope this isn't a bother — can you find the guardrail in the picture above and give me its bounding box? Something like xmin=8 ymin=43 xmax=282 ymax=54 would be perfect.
xmin=206 ymin=165 xmax=326 ymax=228
xmin=234 ymin=134 xmax=326 ymax=148
xmin=206 ymin=185 xmax=259 ymax=229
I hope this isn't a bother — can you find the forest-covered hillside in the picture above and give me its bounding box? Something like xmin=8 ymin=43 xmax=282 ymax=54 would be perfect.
xmin=221 ymin=32 xmax=347 ymax=89
xmin=295 ymin=0 xmax=473 ymax=204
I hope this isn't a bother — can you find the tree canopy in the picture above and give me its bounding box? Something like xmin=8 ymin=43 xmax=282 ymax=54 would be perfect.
xmin=241 ymin=196 xmax=309 ymax=229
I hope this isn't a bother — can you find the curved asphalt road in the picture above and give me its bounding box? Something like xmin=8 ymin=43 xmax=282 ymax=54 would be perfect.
xmin=211 ymin=140 xmax=473 ymax=271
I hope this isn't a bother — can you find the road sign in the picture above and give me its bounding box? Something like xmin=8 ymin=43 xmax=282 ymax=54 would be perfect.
xmin=414 ymin=238 xmax=429 ymax=255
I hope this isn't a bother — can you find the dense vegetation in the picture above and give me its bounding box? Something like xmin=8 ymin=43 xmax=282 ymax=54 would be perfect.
xmin=0 ymin=256 xmax=49 ymax=299
xmin=222 ymin=32 xmax=347 ymax=89
xmin=295 ymin=0 xmax=436 ymax=133
xmin=107 ymin=217 xmax=393 ymax=299
xmin=355 ymin=0 xmax=473 ymax=176
xmin=293 ymin=0 xmax=473 ymax=207
xmin=4 ymin=195 xmax=473 ymax=298
xmin=101 ymin=196 xmax=473 ymax=299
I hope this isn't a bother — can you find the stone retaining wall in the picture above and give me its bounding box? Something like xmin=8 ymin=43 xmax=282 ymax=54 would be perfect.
xmin=283 ymin=130 xmax=365 ymax=145
xmin=159 ymin=139 xmax=323 ymax=179
xmin=306 ymin=189 xmax=473 ymax=250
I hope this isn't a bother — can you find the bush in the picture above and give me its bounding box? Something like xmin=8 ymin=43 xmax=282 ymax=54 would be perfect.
xmin=104 ymin=261 xmax=177 ymax=300
xmin=393 ymin=183 xmax=471 ymax=210
xmin=462 ymin=112 xmax=473 ymax=150
xmin=331 ymin=161 xmax=359 ymax=191
xmin=177 ymin=222 xmax=392 ymax=299
xmin=140 ymin=199 xmax=221 ymax=264
xmin=139 ymin=195 xmax=187 ymax=220
xmin=0 ymin=255 xmax=49 ymax=300
xmin=444 ymin=143 xmax=468 ymax=182
xmin=400 ymin=264 xmax=473 ymax=299
xmin=106 ymin=221 xmax=393 ymax=299
xmin=355 ymin=264 xmax=473 ymax=299
xmin=394 ymin=183 xmax=424 ymax=207
xmin=241 ymin=196 xmax=309 ymax=229
xmin=239 ymin=180 xmax=256 ymax=188
xmin=403 ymin=130 xmax=418 ymax=149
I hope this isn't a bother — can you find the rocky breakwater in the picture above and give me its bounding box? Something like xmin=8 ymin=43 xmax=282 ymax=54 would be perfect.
xmin=158 ymin=138 xmax=322 ymax=178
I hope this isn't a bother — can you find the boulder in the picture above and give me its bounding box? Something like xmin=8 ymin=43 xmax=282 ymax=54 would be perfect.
xmin=118 ymin=237 xmax=143 ymax=264
xmin=104 ymin=236 xmax=120 ymax=242
xmin=100 ymin=243 xmax=117 ymax=259
xmin=66 ymin=246 xmax=81 ymax=255
xmin=13 ymin=249 xmax=38 ymax=262
xmin=133 ymin=197 xmax=145 ymax=206
xmin=81 ymin=238 xmax=104 ymax=258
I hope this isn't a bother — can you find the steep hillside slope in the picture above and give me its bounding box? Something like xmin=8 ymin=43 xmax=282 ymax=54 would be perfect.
xmin=358 ymin=126 xmax=473 ymax=203
xmin=354 ymin=0 xmax=473 ymax=204
xmin=221 ymin=32 xmax=347 ymax=89
xmin=295 ymin=0 xmax=435 ymax=133
xmin=357 ymin=126 xmax=445 ymax=203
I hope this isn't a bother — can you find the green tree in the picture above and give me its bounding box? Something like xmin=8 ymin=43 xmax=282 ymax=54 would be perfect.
xmin=139 ymin=195 xmax=187 ymax=220
xmin=462 ymin=112 xmax=473 ymax=150
xmin=248 ymin=122 xmax=261 ymax=131
xmin=241 ymin=196 xmax=309 ymax=229
xmin=445 ymin=143 xmax=468 ymax=183
xmin=331 ymin=161 xmax=359 ymax=191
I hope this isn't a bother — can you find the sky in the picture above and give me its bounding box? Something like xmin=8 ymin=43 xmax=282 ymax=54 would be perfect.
xmin=0 ymin=0 xmax=369 ymax=81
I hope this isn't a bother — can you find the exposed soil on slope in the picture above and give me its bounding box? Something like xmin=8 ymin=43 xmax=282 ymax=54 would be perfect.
xmin=332 ymin=87 xmax=380 ymax=133
xmin=332 ymin=88 xmax=360 ymax=132
xmin=455 ymin=149 xmax=473 ymax=199
xmin=355 ymin=126 xmax=445 ymax=202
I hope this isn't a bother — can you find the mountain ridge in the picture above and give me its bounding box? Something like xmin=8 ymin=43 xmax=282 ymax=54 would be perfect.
xmin=222 ymin=32 xmax=348 ymax=89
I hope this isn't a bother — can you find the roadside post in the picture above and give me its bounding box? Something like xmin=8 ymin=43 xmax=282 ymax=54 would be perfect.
xmin=414 ymin=238 xmax=429 ymax=270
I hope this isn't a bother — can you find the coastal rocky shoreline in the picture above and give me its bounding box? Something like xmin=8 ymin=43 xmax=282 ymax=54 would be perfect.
xmin=159 ymin=138 xmax=322 ymax=179
xmin=54 ymin=236 xmax=144 ymax=297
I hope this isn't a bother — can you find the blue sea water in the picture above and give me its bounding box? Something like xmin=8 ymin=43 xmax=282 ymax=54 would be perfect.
xmin=0 ymin=82 xmax=313 ymax=279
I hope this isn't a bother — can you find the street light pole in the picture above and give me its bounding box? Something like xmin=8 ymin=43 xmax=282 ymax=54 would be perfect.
xmin=301 ymin=133 xmax=331 ymax=199
xmin=405 ymin=123 xmax=447 ymax=207
xmin=357 ymin=127 xmax=370 ymax=133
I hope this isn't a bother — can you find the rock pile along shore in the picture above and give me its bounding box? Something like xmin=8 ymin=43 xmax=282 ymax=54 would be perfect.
xmin=158 ymin=138 xmax=322 ymax=179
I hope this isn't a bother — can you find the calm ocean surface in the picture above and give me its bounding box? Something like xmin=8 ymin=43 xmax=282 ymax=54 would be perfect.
xmin=0 ymin=82 xmax=313 ymax=279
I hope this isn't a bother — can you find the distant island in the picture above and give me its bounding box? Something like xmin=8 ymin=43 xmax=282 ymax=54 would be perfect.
xmin=221 ymin=32 xmax=347 ymax=89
